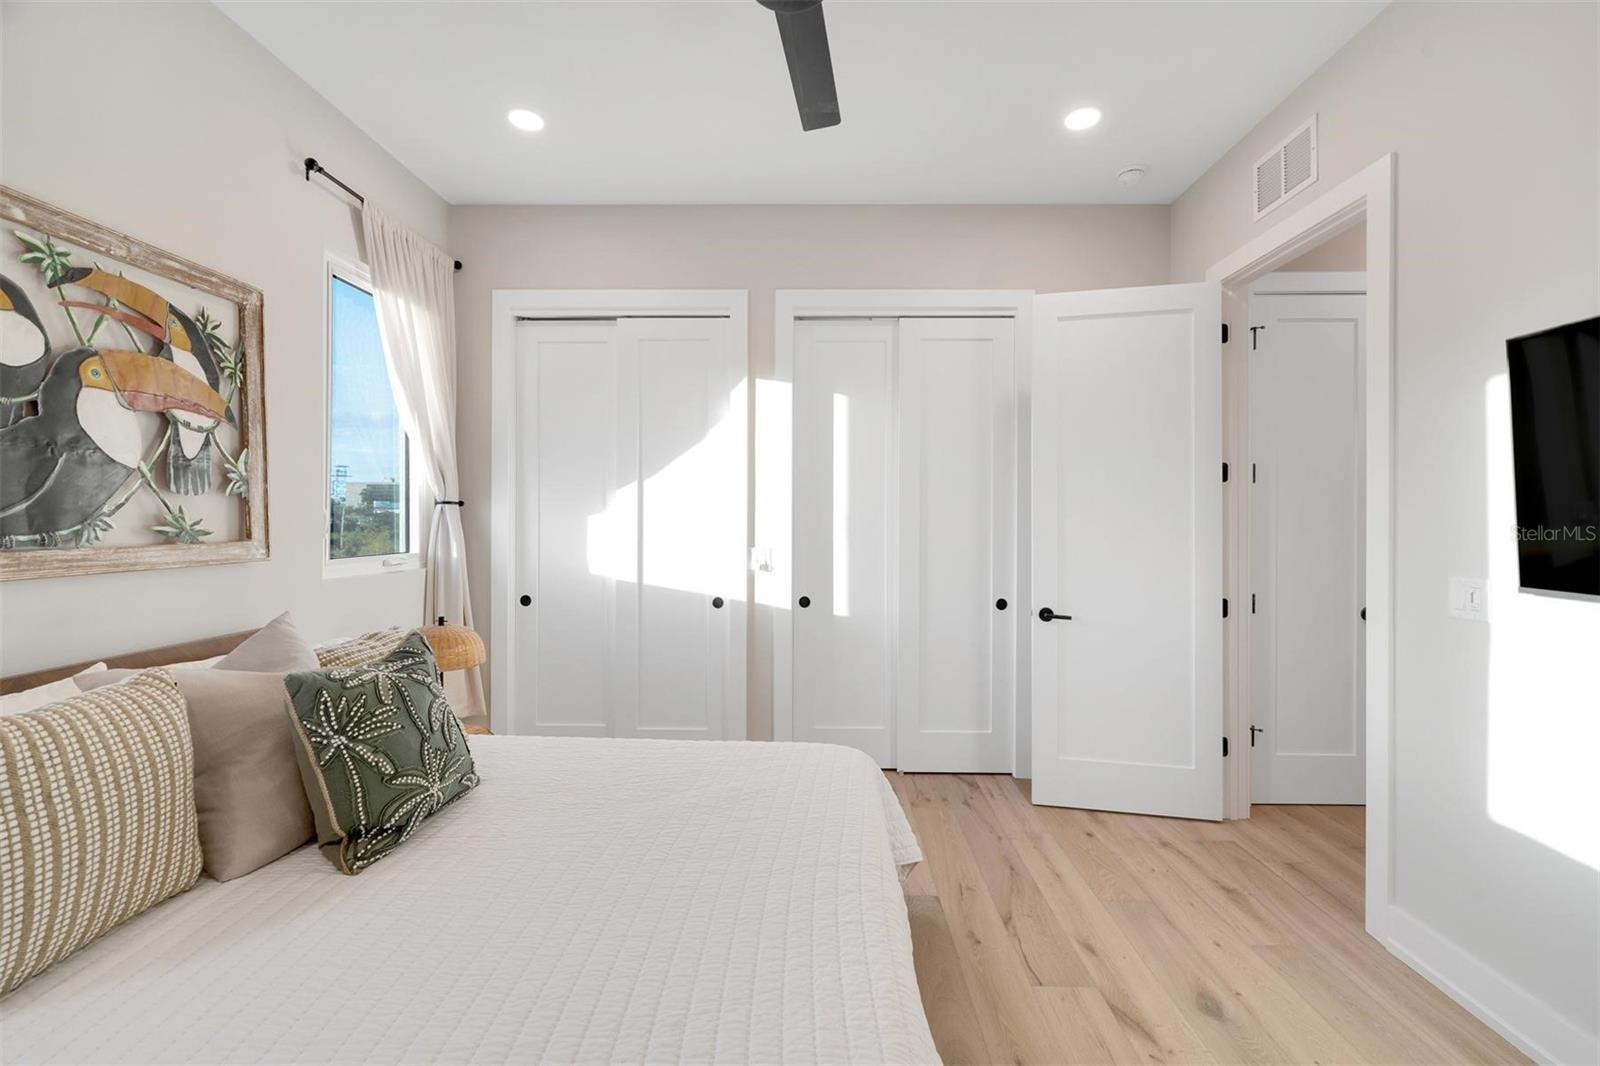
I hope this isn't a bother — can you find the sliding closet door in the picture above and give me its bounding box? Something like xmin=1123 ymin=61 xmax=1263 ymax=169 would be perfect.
xmin=624 ymin=318 xmax=746 ymax=740
xmin=513 ymin=322 xmax=628 ymax=736
xmin=791 ymin=320 xmax=895 ymax=765
xmin=896 ymin=318 xmax=1016 ymax=772
xmin=789 ymin=315 xmax=1015 ymax=771
xmin=511 ymin=318 xmax=745 ymax=740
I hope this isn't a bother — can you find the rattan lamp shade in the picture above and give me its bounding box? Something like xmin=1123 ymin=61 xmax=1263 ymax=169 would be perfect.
xmin=420 ymin=624 xmax=486 ymax=673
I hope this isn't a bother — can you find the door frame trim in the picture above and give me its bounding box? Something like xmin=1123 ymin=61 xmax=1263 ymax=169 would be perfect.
xmin=488 ymin=289 xmax=750 ymax=737
xmin=1249 ymin=270 xmax=1367 ymax=296
xmin=770 ymin=291 xmax=1032 ymax=774
xmin=1207 ymin=154 xmax=1396 ymax=943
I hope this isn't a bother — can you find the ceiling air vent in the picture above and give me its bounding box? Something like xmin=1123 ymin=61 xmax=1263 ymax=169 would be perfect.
xmin=1253 ymin=115 xmax=1318 ymax=220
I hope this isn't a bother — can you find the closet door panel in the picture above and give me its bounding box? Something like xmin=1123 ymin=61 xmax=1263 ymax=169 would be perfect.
xmin=629 ymin=319 xmax=744 ymax=739
xmin=896 ymin=318 xmax=1015 ymax=772
xmin=792 ymin=320 xmax=894 ymax=765
xmin=513 ymin=323 xmax=629 ymax=735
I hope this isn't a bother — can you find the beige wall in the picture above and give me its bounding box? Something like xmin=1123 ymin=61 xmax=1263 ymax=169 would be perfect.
xmin=449 ymin=204 xmax=1171 ymax=738
xmin=1278 ymin=220 xmax=1365 ymax=271
xmin=1171 ymin=3 xmax=1598 ymax=1058
xmin=0 ymin=2 xmax=449 ymax=672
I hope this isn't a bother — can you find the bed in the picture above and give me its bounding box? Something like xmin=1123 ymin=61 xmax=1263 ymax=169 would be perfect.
xmin=0 ymin=728 xmax=937 ymax=1064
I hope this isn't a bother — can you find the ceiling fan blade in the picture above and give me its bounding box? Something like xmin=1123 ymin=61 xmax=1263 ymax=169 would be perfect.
xmin=768 ymin=1 xmax=840 ymax=131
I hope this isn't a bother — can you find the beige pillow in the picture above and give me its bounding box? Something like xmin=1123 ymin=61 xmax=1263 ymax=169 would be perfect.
xmin=0 ymin=670 xmax=203 ymax=995
xmin=167 ymin=669 xmax=316 ymax=881
xmin=214 ymin=611 xmax=319 ymax=672
xmin=77 ymin=612 xmax=318 ymax=691
xmin=0 ymin=663 xmax=106 ymax=714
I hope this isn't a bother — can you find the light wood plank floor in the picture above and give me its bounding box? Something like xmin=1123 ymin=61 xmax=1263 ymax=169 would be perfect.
xmin=889 ymin=773 xmax=1527 ymax=1065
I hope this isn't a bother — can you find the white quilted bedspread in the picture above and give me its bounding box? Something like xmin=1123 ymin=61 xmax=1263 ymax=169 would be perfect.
xmin=1 ymin=737 xmax=936 ymax=1065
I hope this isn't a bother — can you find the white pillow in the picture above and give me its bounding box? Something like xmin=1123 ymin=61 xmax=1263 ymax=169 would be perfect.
xmin=0 ymin=663 xmax=108 ymax=715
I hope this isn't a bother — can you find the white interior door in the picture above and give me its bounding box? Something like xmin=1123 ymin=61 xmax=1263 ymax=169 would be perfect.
xmin=896 ymin=318 xmax=1015 ymax=772
xmin=1032 ymin=283 xmax=1223 ymax=819
xmin=512 ymin=317 xmax=745 ymax=740
xmin=791 ymin=320 xmax=895 ymax=764
xmin=1249 ymin=287 xmax=1366 ymax=803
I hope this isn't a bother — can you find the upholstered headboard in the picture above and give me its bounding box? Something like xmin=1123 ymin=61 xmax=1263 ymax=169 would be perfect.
xmin=0 ymin=630 xmax=259 ymax=695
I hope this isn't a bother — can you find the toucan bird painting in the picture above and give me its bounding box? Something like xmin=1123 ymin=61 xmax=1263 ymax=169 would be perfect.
xmin=0 ymin=272 xmax=50 ymax=427
xmin=1 ymin=185 xmax=267 ymax=579
xmin=55 ymin=265 xmax=235 ymax=494
xmin=0 ymin=348 xmax=229 ymax=543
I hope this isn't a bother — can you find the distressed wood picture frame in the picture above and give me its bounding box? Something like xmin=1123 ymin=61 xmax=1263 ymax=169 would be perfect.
xmin=0 ymin=186 xmax=268 ymax=580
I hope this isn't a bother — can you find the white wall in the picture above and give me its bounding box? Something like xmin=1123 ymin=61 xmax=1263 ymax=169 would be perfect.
xmin=449 ymin=204 xmax=1171 ymax=739
xmin=1172 ymin=4 xmax=1599 ymax=1061
xmin=0 ymin=2 xmax=450 ymax=672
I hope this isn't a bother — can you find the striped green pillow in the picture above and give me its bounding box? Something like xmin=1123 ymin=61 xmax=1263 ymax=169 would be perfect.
xmin=313 ymin=627 xmax=410 ymax=669
xmin=0 ymin=669 xmax=203 ymax=996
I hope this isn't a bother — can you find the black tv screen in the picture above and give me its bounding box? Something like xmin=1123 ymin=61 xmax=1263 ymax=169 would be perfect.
xmin=1507 ymin=316 xmax=1600 ymax=598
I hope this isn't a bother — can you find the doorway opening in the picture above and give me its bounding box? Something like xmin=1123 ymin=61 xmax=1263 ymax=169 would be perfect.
xmin=1208 ymin=154 xmax=1395 ymax=941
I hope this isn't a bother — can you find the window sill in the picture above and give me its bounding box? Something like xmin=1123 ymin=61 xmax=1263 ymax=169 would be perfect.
xmin=323 ymin=555 xmax=422 ymax=580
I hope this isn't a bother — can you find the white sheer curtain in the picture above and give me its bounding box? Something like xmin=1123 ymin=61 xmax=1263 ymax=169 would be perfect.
xmin=361 ymin=203 xmax=484 ymax=718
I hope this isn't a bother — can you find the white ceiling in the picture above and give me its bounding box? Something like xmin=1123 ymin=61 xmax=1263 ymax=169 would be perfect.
xmin=218 ymin=0 xmax=1384 ymax=206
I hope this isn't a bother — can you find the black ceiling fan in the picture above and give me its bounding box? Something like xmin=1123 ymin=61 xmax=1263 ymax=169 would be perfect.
xmin=756 ymin=0 xmax=841 ymax=131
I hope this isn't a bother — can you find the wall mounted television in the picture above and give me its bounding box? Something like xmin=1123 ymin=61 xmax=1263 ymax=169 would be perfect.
xmin=1507 ymin=316 xmax=1599 ymax=599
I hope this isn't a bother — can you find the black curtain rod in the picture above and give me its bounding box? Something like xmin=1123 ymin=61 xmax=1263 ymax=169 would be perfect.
xmin=304 ymin=157 xmax=463 ymax=272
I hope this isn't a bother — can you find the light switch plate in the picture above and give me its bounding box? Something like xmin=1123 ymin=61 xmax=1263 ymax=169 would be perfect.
xmin=1449 ymin=577 xmax=1489 ymax=621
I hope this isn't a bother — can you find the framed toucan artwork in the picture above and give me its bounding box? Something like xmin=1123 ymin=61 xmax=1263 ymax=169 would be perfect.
xmin=0 ymin=186 xmax=267 ymax=580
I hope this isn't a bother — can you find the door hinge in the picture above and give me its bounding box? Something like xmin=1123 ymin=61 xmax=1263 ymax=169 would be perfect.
xmin=1222 ymin=323 xmax=1230 ymax=344
xmin=1222 ymin=461 xmax=1230 ymax=483
xmin=1223 ymin=736 xmax=1230 ymax=757
xmin=1223 ymin=598 xmax=1230 ymax=618
xmin=1251 ymin=593 xmax=1257 ymax=614
xmin=1251 ymin=462 xmax=1257 ymax=484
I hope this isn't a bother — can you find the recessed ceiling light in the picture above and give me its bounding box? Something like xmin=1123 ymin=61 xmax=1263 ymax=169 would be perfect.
xmin=1117 ymin=165 xmax=1148 ymax=186
xmin=1063 ymin=106 xmax=1102 ymax=132
xmin=507 ymin=108 xmax=545 ymax=132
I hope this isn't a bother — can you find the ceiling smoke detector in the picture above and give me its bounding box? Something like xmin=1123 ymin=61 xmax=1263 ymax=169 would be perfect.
xmin=1117 ymin=165 xmax=1148 ymax=186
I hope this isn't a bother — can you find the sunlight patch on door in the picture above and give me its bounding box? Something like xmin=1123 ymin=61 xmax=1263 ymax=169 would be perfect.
xmin=586 ymin=379 xmax=747 ymax=602
xmin=833 ymin=392 xmax=850 ymax=617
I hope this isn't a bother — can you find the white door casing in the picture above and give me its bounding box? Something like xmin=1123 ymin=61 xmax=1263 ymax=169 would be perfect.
xmin=1032 ymin=283 xmax=1224 ymax=819
xmin=509 ymin=315 xmax=745 ymax=740
xmin=1248 ymin=286 xmax=1366 ymax=803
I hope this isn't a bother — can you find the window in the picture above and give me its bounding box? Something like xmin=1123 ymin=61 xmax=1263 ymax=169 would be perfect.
xmin=326 ymin=263 xmax=413 ymax=566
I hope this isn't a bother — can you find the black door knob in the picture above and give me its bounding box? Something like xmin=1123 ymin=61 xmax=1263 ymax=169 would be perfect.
xmin=798 ymin=595 xmax=811 ymax=608
xmin=519 ymin=594 xmax=532 ymax=607
xmin=995 ymin=598 xmax=1008 ymax=610
xmin=712 ymin=596 xmax=725 ymax=609
xmin=1039 ymin=607 xmax=1071 ymax=622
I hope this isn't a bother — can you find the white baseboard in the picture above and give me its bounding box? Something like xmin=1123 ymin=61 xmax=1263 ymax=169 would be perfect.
xmin=1383 ymin=905 xmax=1598 ymax=1064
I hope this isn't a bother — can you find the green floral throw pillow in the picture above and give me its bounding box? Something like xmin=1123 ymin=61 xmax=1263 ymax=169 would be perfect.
xmin=283 ymin=631 xmax=480 ymax=874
